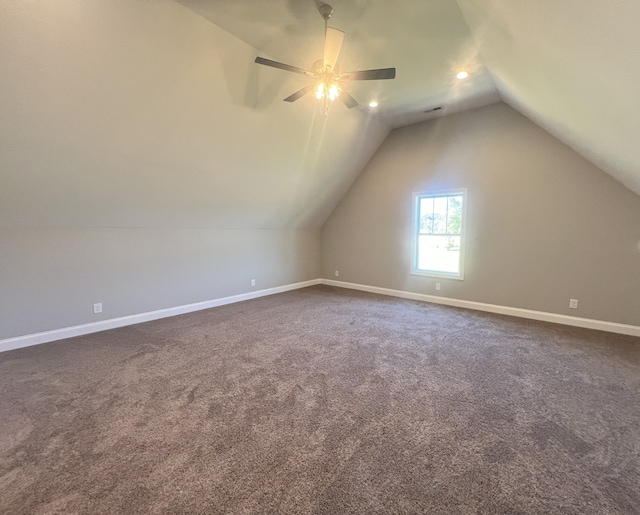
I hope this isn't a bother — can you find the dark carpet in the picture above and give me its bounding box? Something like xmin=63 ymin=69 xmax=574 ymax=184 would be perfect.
xmin=1 ymin=285 xmax=639 ymax=514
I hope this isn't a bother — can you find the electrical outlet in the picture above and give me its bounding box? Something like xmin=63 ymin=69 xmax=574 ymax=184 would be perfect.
xmin=93 ymin=303 xmax=103 ymax=314
xmin=335 ymin=270 xmax=339 ymax=277
xmin=251 ymin=279 xmax=256 ymax=287
xmin=435 ymin=283 xmax=441 ymax=291
xmin=569 ymin=299 xmax=578 ymax=309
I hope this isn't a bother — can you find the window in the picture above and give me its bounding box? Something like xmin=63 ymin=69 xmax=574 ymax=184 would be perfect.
xmin=413 ymin=189 xmax=466 ymax=279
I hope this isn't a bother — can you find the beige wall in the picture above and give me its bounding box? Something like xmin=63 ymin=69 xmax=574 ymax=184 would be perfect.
xmin=320 ymin=103 xmax=640 ymax=326
xmin=1 ymin=227 xmax=319 ymax=339
xmin=2 ymin=1 xmax=638 ymax=340
xmin=0 ymin=1 xmax=355 ymax=340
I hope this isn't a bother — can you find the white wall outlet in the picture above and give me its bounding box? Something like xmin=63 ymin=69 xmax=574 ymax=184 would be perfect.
xmin=569 ymin=299 xmax=578 ymax=309
xmin=335 ymin=270 xmax=339 ymax=277
xmin=93 ymin=303 xmax=103 ymax=314
xmin=251 ymin=279 xmax=256 ymax=287
xmin=435 ymin=283 xmax=441 ymax=291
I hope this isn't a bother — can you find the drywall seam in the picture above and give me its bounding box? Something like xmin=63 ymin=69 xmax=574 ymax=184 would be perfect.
xmin=0 ymin=279 xmax=321 ymax=353
xmin=320 ymin=279 xmax=640 ymax=337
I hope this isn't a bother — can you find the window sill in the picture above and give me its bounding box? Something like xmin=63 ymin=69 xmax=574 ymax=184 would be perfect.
xmin=411 ymin=270 xmax=465 ymax=281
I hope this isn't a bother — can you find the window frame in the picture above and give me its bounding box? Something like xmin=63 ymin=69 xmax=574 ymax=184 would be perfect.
xmin=411 ymin=188 xmax=467 ymax=280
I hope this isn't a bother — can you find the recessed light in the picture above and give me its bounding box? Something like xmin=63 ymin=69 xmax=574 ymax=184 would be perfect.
xmin=368 ymin=100 xmax=379 ymax=108
xmin=456 ymin=70 xmax=469 ymax=80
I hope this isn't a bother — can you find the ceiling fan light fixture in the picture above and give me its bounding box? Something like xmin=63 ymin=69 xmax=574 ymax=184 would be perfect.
xmin=328 ymin=82 xmax=341 ymax=101
xmin=315 ymin=80 xmax=341 ymax=101
xmin=253 ymin=3 xmax=395 ymax=111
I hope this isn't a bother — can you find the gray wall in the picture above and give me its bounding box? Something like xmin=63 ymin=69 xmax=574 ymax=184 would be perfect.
xmin=2 ymin=0 xmax=638 ymax=340
xmin=321 ymin=103 xmax=640 ymax=326
xmin=0 ymin=1 xmax=356 ymax=340
xmin=1 ymin=227 xmax=319 ymax=339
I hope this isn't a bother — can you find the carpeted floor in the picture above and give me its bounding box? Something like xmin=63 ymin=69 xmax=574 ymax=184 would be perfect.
xmin=1 ymin=285 xmax=639 ymax=514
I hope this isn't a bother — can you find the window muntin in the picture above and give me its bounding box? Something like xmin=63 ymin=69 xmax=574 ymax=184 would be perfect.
xmin=413 ymin=190 xmax=466 ymax=279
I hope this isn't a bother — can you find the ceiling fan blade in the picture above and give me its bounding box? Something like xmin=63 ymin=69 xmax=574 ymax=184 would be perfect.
xmin=283 ymin=84 xmax=315 ymax=103
xmin=340 ymin=90 xmax=359 ymax=109
xmin=340 ymin=68 xmax=396 ymax=81
xmin=323 ymin=27 xmax=345 ymax=70
xmin=255 ymin=57 xmax=313 ymax=76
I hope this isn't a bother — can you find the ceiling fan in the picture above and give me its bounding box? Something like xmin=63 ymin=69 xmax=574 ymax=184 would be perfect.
xmin=254 ymin=2 xmax=396 ymax=111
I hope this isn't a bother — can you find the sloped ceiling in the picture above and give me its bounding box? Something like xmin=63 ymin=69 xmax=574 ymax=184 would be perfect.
xmin=1 ymin=0 xmax=638 ymax=234
xmin=456 ymin=0 xmax=640 ymax=195
xmin=0 ymin=1 xmax=391 ymax=230
xmin=0 ymin=0 xmax=501 ymax=231
xmin=177 ymin=0 xmax=500 ymax=128
xmin=180 ymin=0 xmax=640 ymax=196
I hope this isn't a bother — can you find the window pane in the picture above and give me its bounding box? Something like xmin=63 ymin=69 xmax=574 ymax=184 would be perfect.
xmin=447 ymin=195 xmax=463 ymax=234
xmin=417 ymin=235 xmax=460 ymax=274
xmin=433 ymin=197 xmax=448 ymax=234
xmin=419 ymin=197 xmax=434 ymax=234
xmin=414 ymin=190 xmax=465 ymax=278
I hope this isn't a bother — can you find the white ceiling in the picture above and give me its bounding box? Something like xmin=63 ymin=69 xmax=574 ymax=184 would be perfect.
xmin=1 ymin=0 xmax=638 ymax=233
xmin=177 ymin=0 xmax=501 ymax=128
xmin=180 ymin=0 xmax=640 ymax=196
xmin=457 ymin=0 xmax=640 ymax=195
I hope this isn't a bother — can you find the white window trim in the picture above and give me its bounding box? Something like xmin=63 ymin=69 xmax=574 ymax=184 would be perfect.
xmin=411 ymin=188 xmax=467 ymax=281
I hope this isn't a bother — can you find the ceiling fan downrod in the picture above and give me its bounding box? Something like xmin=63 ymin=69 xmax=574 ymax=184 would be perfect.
xmin=317 ymin=3 xmax=333 ymax=35
xmin=253 ymin=1 xmax=395 ymax=111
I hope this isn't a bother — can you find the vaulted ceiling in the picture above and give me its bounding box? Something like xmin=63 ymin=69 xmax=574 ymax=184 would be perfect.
xmin=179 ymin=0 xmax=640 ymax=195
xmin=177 ymin=0 xmax=501 ymax=128
xmin=1 ymin=0 xmax=638 ymax=232
xmin=458 ymin=0 xmax=640 ymax=196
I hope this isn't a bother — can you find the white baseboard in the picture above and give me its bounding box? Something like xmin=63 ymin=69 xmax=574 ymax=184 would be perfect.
xmin=320 ymin=279 xmax=640 ymax=338
xmin=0 ymin=279 xmax=321 ymax=353
xmin=2 ymin=277 xmax=637 ymax=354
